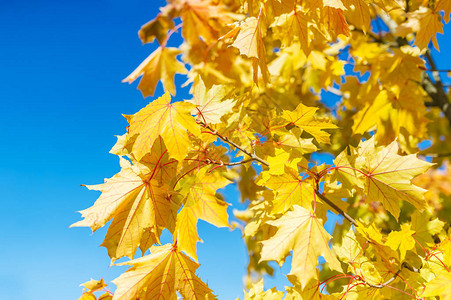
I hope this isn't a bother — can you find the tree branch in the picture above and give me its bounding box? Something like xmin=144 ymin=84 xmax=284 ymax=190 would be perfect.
xmin=201 ymin=122 xmax=419 ymax=289
xmin=200 ymin=122 xmax=270 ymax=167
xmin=423 ymin=50 xmax=451 ymax=125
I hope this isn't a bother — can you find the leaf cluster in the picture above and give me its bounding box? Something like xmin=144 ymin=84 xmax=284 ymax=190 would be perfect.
xmin=73 ymin=0 xmax=451 ymax=299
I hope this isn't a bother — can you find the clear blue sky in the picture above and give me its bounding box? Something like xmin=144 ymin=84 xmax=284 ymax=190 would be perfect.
xmin=1 ymin=1 xmax=450 ymax=299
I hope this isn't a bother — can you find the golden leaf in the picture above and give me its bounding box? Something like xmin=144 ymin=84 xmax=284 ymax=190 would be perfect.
xmin=260 ymin=205 xmax=342 ymax=289
xmin=123 ymin=47 xmax=186 ymax=97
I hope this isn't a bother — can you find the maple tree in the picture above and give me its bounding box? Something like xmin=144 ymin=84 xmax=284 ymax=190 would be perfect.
xmin=73 ymin=0 xmax=451 ymax=298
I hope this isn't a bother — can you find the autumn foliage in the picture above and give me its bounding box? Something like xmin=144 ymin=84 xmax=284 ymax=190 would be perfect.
xmin=73 ymin=0 xmax=451 ymax=299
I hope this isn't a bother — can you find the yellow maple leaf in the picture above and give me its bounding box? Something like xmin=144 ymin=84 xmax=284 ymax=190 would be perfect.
xmin=229 ymin=13 xmax=269 ymax=83
xmin=410 ymin=210 xmax=444 ymax=249
xmin=71 ymin=155 xmax=179 ymax=261
xmin=123 ymin=47 xmax=186 ymax=97
xmin=98 ymin=293 xmax=112 ymax=300
xmin=285 ymin=280 xmax=338 ymax=299
xmin=356 ymin=137 xmax=432 ymax=219
xmin=260 ymin=205 xmax=342 ymax=289
xmin=343 ymin=0 xmax=371 ymax=33
xmin=396 ymin=7 xmax=443 ymax=50
xmin=323 ymin=6 xmax=350 ymax=39
xmin=422 ymin=270 xmax=451 ymax=299
xmin=385 ymin=224 xmax=415 ymax=261
xmin=260 ymin=168 xmax=315 ymax=214
xmin=266 ymin=148 xmax=292 ymax=175
xmin=175 ymin=168 xmax=231 ymax=261
xmin=282 ymin=102 xmax=337 ymax=144
xmin=352 ymin=89 xmax=391 ymax=135
xmin=80 ymin=278 xmax=106 ymax=293
xmin=333 ymin=227 xmax=362 ymax=266
xmin=414 ymin=7 xmax=443 ymax=50
xmin=275 ymin=130 xmax=318 ymax=155
xmin=436 ymin=0 xmax=451 ymax=23
xmin=243 ymin=279 xmax=284 ymax=299
xmin=335 ymin=137 xmax=433 ymax=220
xmin=324 ymin=0 xmax=347 ymax=10
xmin=187 ymin=77 xmax=235 ymax=124
xmin=180 ymin=0 xmax=233 ymax=45
xmin=78 ymin=293 xmax=96 ymax=300
xmin=113 ymin=244 xmax=217 ymax=300
xmin=126 ymin=92 xmax=200 ymax=161
xmin=231 ymin=17 xmax=264 ymax=58
xmin=271 ymin=9 xmax=310 ymax=53
xmin=356 ymin=221 xmax=399 ymax=270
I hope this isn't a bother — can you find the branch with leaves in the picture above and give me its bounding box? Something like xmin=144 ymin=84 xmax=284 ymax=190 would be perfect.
xmin=73 ymin=0 xmax=451 ymax=299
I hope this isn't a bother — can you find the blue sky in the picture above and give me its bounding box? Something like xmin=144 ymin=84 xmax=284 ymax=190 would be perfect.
xmin=0 ymin=1 xmax=247 ymax=299
xmin=1 ymin=1 xmax=450 ymax=299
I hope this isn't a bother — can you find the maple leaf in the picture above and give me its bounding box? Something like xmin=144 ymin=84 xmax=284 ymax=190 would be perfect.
xmin=355 ymin=221 xmax=400 ymax=274
xmin=422 ymin=270 xmax=451 ymax=299
xmin=79 ymin=293 xmax=96 ymax=300
xmin=265 ymin=148 xmax=298 ymax=175
xmin=98 ymin=294 xmax=112 ymax=300
xmin=179 ymin=0 xmax=233 ymax=45
xmin=71 ymin=154 xmax=179 ymax=261
xmin=258 ymin=168 xmax=315 ymax=214
xmin=229 ymin=13 xmax=269 ymax=83
xmin=385 ymin=224 xmax=415 ymax=260
xmin=343 ymin=0 xmax=371 ymax=33
xmin=282 ymin=102 xmax=337 ymax=144
xmin=324 ymin=0 xmax=347 ymax=10
xmin=243 ymin=280 xmax=284 ymax=299
xmin=334 ymin=137 xmax=433 ymax=219
xmin=410 ymin=210 xmax=444 ymax=249
xmin=175 ymin=168 xmax=231 ymax=261
xmin=285 ymin=280 xmax=338 ymax=299
xmin=260 ymin=205 xmax=342 ymax=289
xmin=126 ymin=92 xmax=200 ymax=161
xmin=264 ymin=0 xmax=295 ymax=19
xmin=322 ymin=6 xmax=350 ymax=38
xmin=352 ymin=89 xmax=391 ymax=135
xmin=396 ymin=7 xmax=443 ymax=50
xmin=138 ymin=13 xmax=174 ymax=45
xmin=333 ymin=227 xmax=362 ymax=267
xmin=439 ymin=235 xmax=451 ymax=268
xmin=187 ymin=77 xmax=235 ymax=124
xmin=80 ymin=278 xmax=107 ymax=293
xmin=437 ymin=0 xmax=451 ymax=23
xmin=271 ymin=9 xmax=310 ymax=54
xmin=123 ymin=47 xmax=186 ymax=97
xmin=113 ymin=244 xmax=217 ymax=300
xmin=275 ymin=131 xmax=318 ymax=155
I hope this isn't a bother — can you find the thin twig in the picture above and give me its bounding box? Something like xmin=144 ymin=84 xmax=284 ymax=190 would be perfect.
xmin=425 ymin=68 xmax=451 ymax=72
xmin=314 ymin=190 xmax=358 ymax=227
xmin=200 ymin=122 xmax=270 ymax=167
xmin=356 ymin=262 xmax=420 ymax=289
xmin=200 ymin=158 xmax=254 ymax=166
